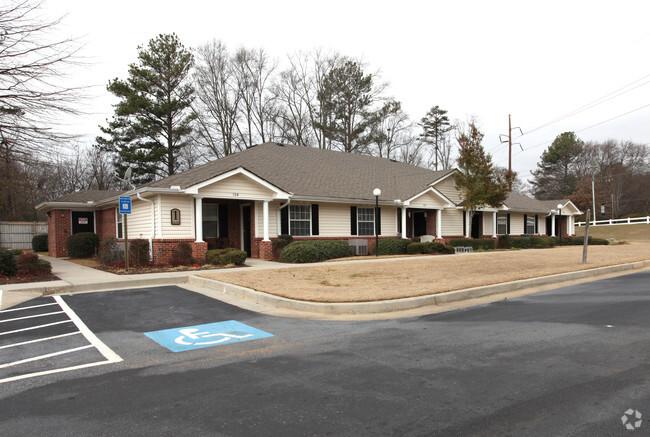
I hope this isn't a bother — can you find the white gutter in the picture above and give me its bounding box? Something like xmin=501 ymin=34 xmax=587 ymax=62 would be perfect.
xmin=136 ymin=192 xmax=155 ymax=261
xmin=278 ymin=194 xmax=294 ymax=210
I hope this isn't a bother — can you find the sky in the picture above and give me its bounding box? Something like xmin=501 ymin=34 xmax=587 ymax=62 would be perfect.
xmin=44 ymin=0 xmax=650 ymax=182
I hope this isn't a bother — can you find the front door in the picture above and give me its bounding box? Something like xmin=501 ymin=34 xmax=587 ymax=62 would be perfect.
xmin=471 ymin=212 xmax=481 ymax=239
xmin=242 ymin=205 xmax=251 ymax=257
xmin=413 ymin=212 xmax=427 ymax=237
xmin=71 ymin=211 xmax=94 ymax=234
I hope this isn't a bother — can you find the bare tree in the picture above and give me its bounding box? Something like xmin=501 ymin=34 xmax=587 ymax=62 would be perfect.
xmin=0 ymin=0 xmax=83 ymax=219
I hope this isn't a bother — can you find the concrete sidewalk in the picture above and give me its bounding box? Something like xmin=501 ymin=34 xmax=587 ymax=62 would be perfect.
xmin=0 ymin=255 xmax=287 ymax=309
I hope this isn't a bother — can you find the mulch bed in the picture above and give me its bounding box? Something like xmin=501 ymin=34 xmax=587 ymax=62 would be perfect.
xmin=0 ymin=273 xmax=61 ymax=285
xmin=96 ymin=263 xmax=246 ymax=275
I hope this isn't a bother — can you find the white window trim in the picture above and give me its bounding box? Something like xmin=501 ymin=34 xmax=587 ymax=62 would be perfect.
xmin=202 ymin=203 xmax=220 ymax=239
xmin=116 ymin=209 xmax=123 ymax=239
xmin=289 ymin=204 xmax=312 ymax=237
xmin=525 ymin=215 xmax=536 ymax=235
xmin=357 ymin=207 xmax=375 ymax=237
xmin=496 ymin=213 xmax=507 ymax=236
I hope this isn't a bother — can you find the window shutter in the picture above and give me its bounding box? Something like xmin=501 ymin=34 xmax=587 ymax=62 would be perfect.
xmin=311 ymin=204 xmax=319 ymax=236
xmin=463 ymin=212 xmax=466 ymax=236
xmin=376 ymin=207 xmax=381 ymax=235
xmin=350 ymin=206 xmax=357 ymax=236
xmin=535 ymin=215 xmax=539 ymax=234
xmin=506 ymin=214 xmax=511 ymax=235
xmin=218 ymin=204 xmax=229 ymax=238
xmin=280 ymin=206 xmax=289 ymax=235
xmin=523 ymin=214 xmax=528 ymax=234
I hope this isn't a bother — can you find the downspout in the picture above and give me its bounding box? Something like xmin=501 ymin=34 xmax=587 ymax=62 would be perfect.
xmin=278 ymin=194 xmax=293 ymax=210
xmin=136 ymin=192 xmax=155 ymax=261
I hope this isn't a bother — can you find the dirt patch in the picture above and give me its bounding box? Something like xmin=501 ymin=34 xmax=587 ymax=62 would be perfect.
xmin=200 ymin=243 xmax=650 ymax=303
xmin=65 ymin=257 xmax=242 ymax=275
xmin=0 ymin=273 xmax=60 ymax=285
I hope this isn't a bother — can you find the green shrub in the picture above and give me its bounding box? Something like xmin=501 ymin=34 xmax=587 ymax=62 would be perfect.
xmin=562 ymin=236 xmax=608 ymax=246
xmin=10 ymin=249 xmax=21 ymax=256
xmin=448 ymin=238 xmax=496 ymax=250
xmin=272 ymin=234 xmax=293 ymax=254
xmin=129 ymin=239 xmax=150 ymax=266
xmin=99 ymin=237 xmax=124 ymax=266
xmin=279 ymin=240 xmax=353 ymax=263
xmin=0 ymin=248 xmax=17 ymax=277
xmin=497 ymin=234 xmax=512 ymax=249
xmin=407 ymin=242 xmax=454 ymax=255
xmin=372 ymin=238 xmax=412 ymax=255
xmin=16 ymin=252 xmax=51 ymax=276
xmin=169 ymin=242 xmax=194 ymax=266
xmin=206 ymin=248 xmax=246 ymax=265
xmin=66 ymin=232 xmax=99 ymax=258
xmin=219 ymin=249 xmax=247 ymax=266
xmin=32 ymin=234 xmax=48 ymax=252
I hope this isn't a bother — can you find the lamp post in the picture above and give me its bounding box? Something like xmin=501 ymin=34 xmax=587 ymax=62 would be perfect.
xmin=373 ymin=188 xmax=381 ymax=257
xmin=557 ymin=203 xmax=563 ymax=246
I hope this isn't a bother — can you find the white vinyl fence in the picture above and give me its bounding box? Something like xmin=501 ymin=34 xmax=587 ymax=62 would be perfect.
xmin=0 ymin=221 xmax=48 ymax=250
xmin=575 ymin=216 xmax=650 ymax=227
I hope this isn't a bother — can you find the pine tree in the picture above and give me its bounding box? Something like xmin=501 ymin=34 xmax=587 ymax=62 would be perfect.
xmin=98 ymin=33 xmax=195 ymax=184
xmin=530 ymin=132 xmax=583 ymax=200
xmin=455 ymin=122 xmax=513 ymax=231
xmin=419 ymin=106 xmax=452 ymax=170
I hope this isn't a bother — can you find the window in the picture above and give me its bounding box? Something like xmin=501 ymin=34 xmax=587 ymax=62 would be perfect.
xmin=116 ymin=211 xmax=123 ymax=239
xmin=290 ymin=205 xmax=311 ymax=236
xmin=525 ymin=215 xmax=536 ymax=234
xmin=357 ymin=207 xmax=375 ymax=236
xmin=203 ymin=204 xmax=219 ymax=238
xmin=496 ymin=213 xmax=507 ymax=235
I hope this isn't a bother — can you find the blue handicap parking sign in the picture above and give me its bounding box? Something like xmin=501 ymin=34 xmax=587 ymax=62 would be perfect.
xmin=119 ymin=196 xmax=131 ymax=214
xmin=144 ymin=320 xmax=273 ymax=353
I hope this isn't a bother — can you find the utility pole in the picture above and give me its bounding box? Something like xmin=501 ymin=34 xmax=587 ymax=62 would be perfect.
xmin=499 ymin=115 xmax=523 ymax=191
xmin=591 ymin=169 xmax=596 ymax=225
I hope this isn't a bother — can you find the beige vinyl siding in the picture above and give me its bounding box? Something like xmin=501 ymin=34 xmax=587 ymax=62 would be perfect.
xmin=509 ymin=212 xmax=525 ymax=235
xmin=199 ymin=173 xmax=276 ymax=199
xmin=408 ymin=191 xmax=447 ymax=209
xmin=433 ymin=177 xmax=462 ymax=204
xmin=318 ymin=203 xmax=351 ymax=237
xmin=125 ymin=198 xmax=153 ymax=239
xmin=441 ymin=209 xmax=464 ymax=235
xmin=379 ymin=205 xmax=398 ymax=237
xmin=160 ymin=195 xmax=194 ymax=238
xmin=482 ymin=212 xmax=494 ymax=236
xmin=538 ymin=215 xmax=546 ymax=235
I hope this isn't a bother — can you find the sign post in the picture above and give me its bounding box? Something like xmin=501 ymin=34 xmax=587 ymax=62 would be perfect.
xmin=119 ymin=196 xmax=132 ymax=273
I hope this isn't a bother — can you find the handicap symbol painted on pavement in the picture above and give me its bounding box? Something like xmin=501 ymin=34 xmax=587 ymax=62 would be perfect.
xmin=144 ymin=320 xmax=274 ymax=352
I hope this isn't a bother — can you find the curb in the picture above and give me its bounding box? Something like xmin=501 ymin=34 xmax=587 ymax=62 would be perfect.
xmin=189 ymin=260 xmax=650 ymax=316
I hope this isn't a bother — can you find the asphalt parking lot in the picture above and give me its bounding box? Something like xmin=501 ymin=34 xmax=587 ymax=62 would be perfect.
xmin=0 ymin=270 xmax=649 ymax=436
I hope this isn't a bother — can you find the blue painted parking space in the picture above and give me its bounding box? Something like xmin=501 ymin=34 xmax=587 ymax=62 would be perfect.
xmin=144 ymin=320 xmax=274 ymax=353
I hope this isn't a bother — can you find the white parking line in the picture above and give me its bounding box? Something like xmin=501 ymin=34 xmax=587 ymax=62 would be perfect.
xmin=53 ymin=296 xmax=122 ymax=363
xmin=0 ymin=302 xmax=58 ymax=313
xmin=0 ymin=311 xmax=65 ymax=323
xmin=0 ymin=332 xmax=81 ymax=350
xmin=0 ymin=290 xmax=3 ymax=310
xmin=0 ymin=320 xmax=72 ymax=336
xmin=0 ymin=345 xmax=94 ymax=369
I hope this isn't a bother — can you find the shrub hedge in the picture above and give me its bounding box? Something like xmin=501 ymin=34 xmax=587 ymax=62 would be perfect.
xmin=279 ymin=240 xmax=353 ymax=263
xmin=0 ymin=248 xmax=17 ymax=277
xmin=99 ymin=237 xmax=124 ymax=266
xmin=32 ymin=234 xmax=48 ymax=252
xmin=510 ymin=235 xmax=557 ymax=249
xmin=561 ymin=236 xmax=609 ymax=246
xmin=448 ymin=238 xmax=496 ymax=250
xmin=371 ymin=238 xmax=412 ymax=255
xmin=170 ymin=242 xmax=195 ymax=266
xmin=406 ymin=242 xmax=455 ymax=255
xmin=206 ymin=248 xmax=247 ymax=266
xmin=129 ymin=239 xmax=150 ymax=266
xmin=16 ymin=252 xmax=51 ymax=276
xmin=66 ymin=232 xmax=100 ymax=258
xmin=272 ymin=234 xmax=293 ymax=254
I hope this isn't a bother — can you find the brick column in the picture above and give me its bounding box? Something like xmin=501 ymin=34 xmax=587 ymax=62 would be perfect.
xmin=258 ymin=240 xmax=273 ymax=260
xmin=48 ymin=209 xmax=71 ymax=257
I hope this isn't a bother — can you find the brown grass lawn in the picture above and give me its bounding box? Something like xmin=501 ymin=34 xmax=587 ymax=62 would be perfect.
xmin=575 ymin=223 xmax=650 ymax=242
xmin=201 ymin=241 xmax=650 ymax=303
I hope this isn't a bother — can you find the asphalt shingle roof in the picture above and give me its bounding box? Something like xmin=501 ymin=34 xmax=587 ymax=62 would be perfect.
xmin=52 ymin=190 xmax=124 ymax=203
xmin=146 ymin=142 xmax=454 ymax=202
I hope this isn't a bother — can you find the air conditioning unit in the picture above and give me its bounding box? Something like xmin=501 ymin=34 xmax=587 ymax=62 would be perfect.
xmin=348 ymin=239 xmax=368 ymax=256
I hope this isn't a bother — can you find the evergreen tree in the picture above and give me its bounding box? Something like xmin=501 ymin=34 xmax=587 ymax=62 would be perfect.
xmin=530 ymin=132 xmax=583 ymax=200
xmin=419 ymin=106 xmax=452 ymax=170
xmin=98 ymin=33 xmax=195 ymax=184
xmin=455 ymin=122 xmax=513 ymax=230
xmin=315 ymin=60 xmax=381 ymax=154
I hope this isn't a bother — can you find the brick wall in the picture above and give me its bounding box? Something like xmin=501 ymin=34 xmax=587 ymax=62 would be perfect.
xmin=96 ymin=208 xmax=117 ymax=241
xmin=426 ymin=212 xmax=437 ymax=236
xmin=47 ymin=209 xmax=71 ymax=257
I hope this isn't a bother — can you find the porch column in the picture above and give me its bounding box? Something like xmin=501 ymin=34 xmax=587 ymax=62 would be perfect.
xmin=465 ymin=210 xmax=470 ymax=238
xmin=401 ymin=207 xmax=408 ymax=239
xmin=550 ymin=213 xmax=556 ymax=237
xmin=492 ymin=211 xmax=497 ymax=238
xmin=568 ymin=215 xmax=573 ymax=235
xmin=195 ymin=196 xmax=204 ymax=242
xmin=436 ymin=209 xmax=442 ymax=239
xmin=263 ymin=200 xmax=270 ymax=242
